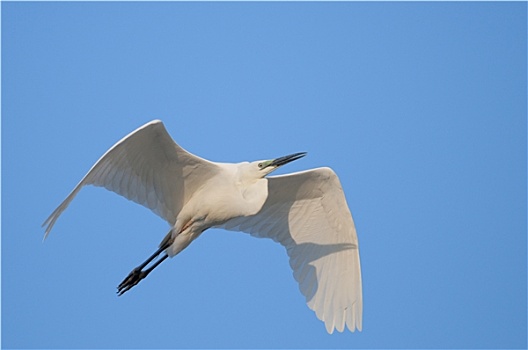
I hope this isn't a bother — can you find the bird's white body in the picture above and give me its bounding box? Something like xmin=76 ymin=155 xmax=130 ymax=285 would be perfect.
xmin=167 ymin=162 xmax=270 ymax=256
xmin=43 ymin=120 xmax=362 ymax=333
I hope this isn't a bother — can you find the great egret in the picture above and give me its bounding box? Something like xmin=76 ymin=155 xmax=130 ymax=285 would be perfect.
xmin=43 ymin=120 xmax=362 ymax=333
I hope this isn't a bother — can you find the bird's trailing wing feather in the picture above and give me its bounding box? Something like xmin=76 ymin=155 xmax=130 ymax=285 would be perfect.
xmin=43 ymin=120 xmax=220 ymax=238
xmin=220 ymin=167 xmax=362 ymax=333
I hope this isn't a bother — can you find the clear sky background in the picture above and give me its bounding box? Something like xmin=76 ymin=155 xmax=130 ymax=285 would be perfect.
xmin=2 ymin=2 xmax=526 ymax=349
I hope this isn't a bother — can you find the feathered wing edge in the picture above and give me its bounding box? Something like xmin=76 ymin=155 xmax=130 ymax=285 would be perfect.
xmin=220 ymin=167 xmax=362 ymax=333
xmin=42 ymin=121 xmax=161 ymax=238
xmin=42 ymin=120 xmax=219 ymax=238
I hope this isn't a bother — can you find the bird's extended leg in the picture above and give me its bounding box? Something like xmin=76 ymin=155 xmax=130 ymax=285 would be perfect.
xmin=117 ymin=232 xmax=173 ymax=296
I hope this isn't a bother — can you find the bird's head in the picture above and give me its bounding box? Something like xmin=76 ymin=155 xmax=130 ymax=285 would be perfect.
xmin=251 ymin=152 xmax=307 ymax=178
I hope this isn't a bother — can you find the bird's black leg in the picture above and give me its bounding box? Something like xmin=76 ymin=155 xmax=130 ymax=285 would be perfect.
xmin=117 ymin=235 xmax=172 ymax=296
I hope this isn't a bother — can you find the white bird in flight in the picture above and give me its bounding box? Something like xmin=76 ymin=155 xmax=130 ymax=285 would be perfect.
xmin=43 ymin=120 xmax=362 ymax=333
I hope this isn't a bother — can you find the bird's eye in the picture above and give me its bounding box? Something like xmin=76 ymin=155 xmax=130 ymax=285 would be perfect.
xmin=258 ymin=163 xmax=263 ymax=169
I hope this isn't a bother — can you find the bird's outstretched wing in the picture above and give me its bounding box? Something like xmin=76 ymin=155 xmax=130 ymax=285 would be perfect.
xmin=220 ymin=167 xmax=362 ymax=334
xmin=43 ymin=120 xmax=220 ymax=238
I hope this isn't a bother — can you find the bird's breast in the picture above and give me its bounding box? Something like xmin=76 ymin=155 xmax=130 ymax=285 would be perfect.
xmin=186 ymin=179 xmax=268 ymax=228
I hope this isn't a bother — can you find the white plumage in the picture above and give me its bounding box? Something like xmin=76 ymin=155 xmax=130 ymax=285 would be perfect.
xmin=43 ymin=120 xmax=362 ymax=333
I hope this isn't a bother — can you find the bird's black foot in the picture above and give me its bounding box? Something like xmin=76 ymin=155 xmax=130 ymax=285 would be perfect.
xmin=116 ymin=252 xmax=169 ymax=296
xmin=117 ymin=267 xmax=147 ymax=296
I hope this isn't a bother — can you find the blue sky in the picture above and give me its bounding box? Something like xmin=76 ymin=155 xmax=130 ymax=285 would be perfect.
xmin=2 ymin=2 xmax=526 ymax=349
